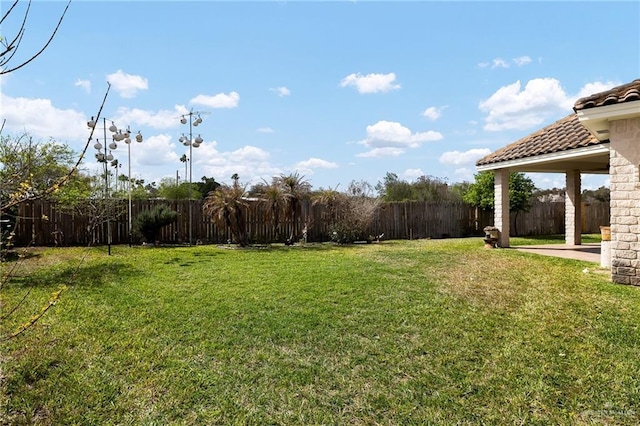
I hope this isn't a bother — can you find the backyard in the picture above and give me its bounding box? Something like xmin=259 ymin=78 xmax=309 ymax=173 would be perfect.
xmin=1 ymin=237 xmax=639 ymax=424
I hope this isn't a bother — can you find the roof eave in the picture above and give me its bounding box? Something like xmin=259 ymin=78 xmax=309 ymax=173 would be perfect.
xmin=476 ymin=143 xmax=610 ymax=172
xmin=575 ymin=101 xmax=640 ymax=141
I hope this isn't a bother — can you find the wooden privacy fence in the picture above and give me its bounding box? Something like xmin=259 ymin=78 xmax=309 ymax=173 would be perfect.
xmin=9 ymin=199 xmax=610 ymax=247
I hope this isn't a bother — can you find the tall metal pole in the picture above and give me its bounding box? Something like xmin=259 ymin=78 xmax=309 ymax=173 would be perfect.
xmin=128 ymin=140 xmax=132 ymax=247
xmin=179 ymin=109 xmax=204 ymax=245
xmin=188 ymin=112 xmax=193 ymax=246
xmin=103 ymin=117 xmax=111 ymax=256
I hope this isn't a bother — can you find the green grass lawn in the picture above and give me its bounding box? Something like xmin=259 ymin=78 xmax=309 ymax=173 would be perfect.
xmin=1 ymin=238 xmax=639 ymax=424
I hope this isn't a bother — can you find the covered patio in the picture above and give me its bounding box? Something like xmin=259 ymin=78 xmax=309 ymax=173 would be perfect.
xmin=476 ymin=79 xmax=640 ymax=283
xmin=476 ymin=112 xmax=610 ymax=248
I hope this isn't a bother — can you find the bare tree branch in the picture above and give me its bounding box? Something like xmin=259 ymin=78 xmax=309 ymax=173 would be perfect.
xmin=0 ymin=0 xmax=20 ymax=26
xmin=0 ymin=0 xmax=29 ymax=68
xmin=0 ymin=0 xmax=71 ymax=75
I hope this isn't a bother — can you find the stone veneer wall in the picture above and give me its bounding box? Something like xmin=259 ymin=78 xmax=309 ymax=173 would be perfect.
xmin=609 ymin=117 xmax=640 ymax=285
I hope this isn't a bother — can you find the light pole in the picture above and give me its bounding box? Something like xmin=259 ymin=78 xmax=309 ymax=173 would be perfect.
xmin=178 ymin=110 xmax=204 ymax=245
xmin=87 ymin=117 xmax=143 ymax=251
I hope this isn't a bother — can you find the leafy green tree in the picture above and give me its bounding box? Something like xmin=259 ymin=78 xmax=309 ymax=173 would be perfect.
xmin=157 ymin=177 xmax=196 ymax=200
xmin=375 ymin=172 xmax=413 ymax=201
xmin=0 ymin=134 xmax=83 ymax=204
xmin=463 ymin=171 xmax=536 ymax=212
xmin=533 ymin=187 xmax=565 ymax=202
xmin=582 ymin=186 xmax=610 ymax=203
xmin=56 ymin=173 xmax=126 ymax=244
xmin=450 ymin=181 xmax=471 ymax=201
xmin=142 ymin=181 xmax=158 ymax=199
xmin=509 ymin=172 xmax=536 ymax=213
xmin=196 ymin=176 xmax=221 ymax=199
xmin=462 ymin=171 xmax=496 ymax=210
xmin=50 ymin=171 xmax=93 ymax=206
xmin=412 ymin=175 xmax=460 ymax=202
xmin=463 ymin=171 xmax=536 ymax=235
xmin=375 ymin=172 xmax=461 ymax=202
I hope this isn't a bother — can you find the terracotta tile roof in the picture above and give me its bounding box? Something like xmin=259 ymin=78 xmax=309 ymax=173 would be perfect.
xmin=476 ymin=113 xmax=603 ymax=166
xmin=573 ymin=79 xmax=640 ymax=111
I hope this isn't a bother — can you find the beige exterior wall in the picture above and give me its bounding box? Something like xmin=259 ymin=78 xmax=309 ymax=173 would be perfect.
xmin=609 ymin=117 xmax=640 ymax=285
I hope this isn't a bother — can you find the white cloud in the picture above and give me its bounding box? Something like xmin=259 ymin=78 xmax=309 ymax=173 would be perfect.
xmin=340 ymin=72 xmax=401 ymax=94
xmin=270 ymin=86 xmax=290 ymax=97
xmin=439 ymin=148 xmax=492 ymax=166
xmin=256 ymin=127 xmax=275 ymax=133
xmin=356 ymin=120 xmax=443 ymax=157
xmin=573 ymin=81 xmax=619 ymax=102
xmin=479 ymin=78 xmax=620 ymax=132
xmin=228 ymin=146 xmax=271 ymax=162
xmin=112 ymin=105 xmax=189 ymax=130
xmin=190 ymin=91 xmax=240 ymax=108
xmin=0 ymin=94 xmax=88 ymax=140
xmin=513 ymin=56 xmax=532 ymax=66
xmin=526 ymin=172 xmax=566 ymax=190
xmin=356 ymin=147 xmax=404 ymax=158
xmin=106 ymin=70 xmax=148 ymax=98
xmin=135 ymin=134 xmax=180 ymax=166
xmin=194 ymin=142 xmax=280 ymax=184
xmin=75 ymin=79 xmax=91 ymax=94
xmin=480 ymin=56 xmax=533 ymax=70
xmin=492 ymin=58 xmax=509 ymax=69
xmin=422 ymin=106 xmax=445 ymax=120
xmin=454 ymin=167 xmax=474 ymax=181
xmin=404 ymin=168 xmax=424 ymax=180
xmin=294 ymin=158 xmax=338 ymax=174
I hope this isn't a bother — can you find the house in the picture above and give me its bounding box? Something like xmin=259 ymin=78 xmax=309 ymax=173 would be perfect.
xmin=476 ymin=79 xmax=640 ymax=285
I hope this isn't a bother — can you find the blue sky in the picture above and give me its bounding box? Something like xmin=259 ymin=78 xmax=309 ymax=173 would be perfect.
xmin=1 ymin=0 xmax=639 ymax=192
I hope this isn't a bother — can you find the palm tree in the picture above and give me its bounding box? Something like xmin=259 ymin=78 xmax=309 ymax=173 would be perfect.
xmin=258 ymin=178 xmax=286 ymax=242
xmin=277 ymin=172 xmax=311 ymax=244
xmin=179 ymin=154 xmax=188 ymax=185
xmin=312 ymin=186 xmax=342 ymax=230
xmin=110 ymin=159 xmax=120 ymax=192
xmin=203 ymin=179 xmax=249 ymax=246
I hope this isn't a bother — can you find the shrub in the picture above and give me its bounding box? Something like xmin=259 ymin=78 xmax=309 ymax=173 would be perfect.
xmin=133 ymin=205 xmax=178 ymax=244
xmin=329 ymin=194 xmax=380 ymax=244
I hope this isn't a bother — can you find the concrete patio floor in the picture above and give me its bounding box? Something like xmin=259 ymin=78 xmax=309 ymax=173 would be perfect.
xmin=511 ymin=243 xmax=601 ymax=263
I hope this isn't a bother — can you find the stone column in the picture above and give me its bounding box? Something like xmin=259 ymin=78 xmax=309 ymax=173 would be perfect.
xmin=494 ymin=169 xmax=510 ymax=248
xmin=565 ymin=170 xmax=582 ymax=245
xmin=609 ymin=117 xmax=640 ymax=285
